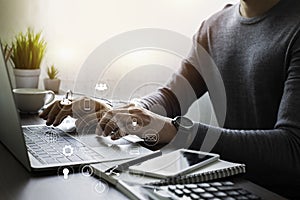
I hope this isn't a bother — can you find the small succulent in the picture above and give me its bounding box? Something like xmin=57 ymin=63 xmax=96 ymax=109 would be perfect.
xmin=47 ymin=65 xmax=59 ymax=79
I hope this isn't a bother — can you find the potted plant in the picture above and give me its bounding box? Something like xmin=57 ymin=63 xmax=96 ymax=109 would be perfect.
xmin=44 ymin=64 xmax=61 ymax=93
xmin=10 ymin=28 xmax=47 ymax=88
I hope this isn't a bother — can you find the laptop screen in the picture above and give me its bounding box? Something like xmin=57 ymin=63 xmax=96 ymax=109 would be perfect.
xmin=0 ymin=46 xmax=31 ymax=171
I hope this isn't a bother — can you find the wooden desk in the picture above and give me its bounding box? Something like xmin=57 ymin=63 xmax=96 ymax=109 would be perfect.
xmin=0 ymin=114 xmax=287 ymax=200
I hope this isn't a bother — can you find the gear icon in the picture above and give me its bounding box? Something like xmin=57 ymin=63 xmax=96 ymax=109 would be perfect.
xmin=62 ymin=145 xmax=74 ymax=157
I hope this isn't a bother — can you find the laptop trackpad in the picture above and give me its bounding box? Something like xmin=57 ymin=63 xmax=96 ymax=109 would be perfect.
xmin=78 ymin=134 xmax=131 ymax=147
xmin=77 ymin=135 xmax=149 ymax=160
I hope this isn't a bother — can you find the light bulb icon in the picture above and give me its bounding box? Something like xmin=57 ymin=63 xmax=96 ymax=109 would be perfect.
xmin=63 ymin=168 xmax=69 ymax=180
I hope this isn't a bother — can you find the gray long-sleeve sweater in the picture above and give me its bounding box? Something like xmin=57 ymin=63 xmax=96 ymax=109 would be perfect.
xmin=140 ymin=1 xmax=300 ymax=198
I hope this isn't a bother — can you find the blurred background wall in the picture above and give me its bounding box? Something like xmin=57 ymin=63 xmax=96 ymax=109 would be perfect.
xmin=0 ymin=0 xmax=238 ymax=124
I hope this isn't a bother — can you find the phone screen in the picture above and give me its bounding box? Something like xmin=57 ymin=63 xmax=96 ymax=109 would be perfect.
xmin=159 ymin=151 xmax=215 ymax=173
xmin=181 ymin=151 xmax=214 ymax=167
xmin=130 ymin=150 xmax=218 ymax=178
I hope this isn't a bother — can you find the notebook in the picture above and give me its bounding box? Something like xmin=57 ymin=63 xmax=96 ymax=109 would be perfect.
xmin=148 ymin=159 xmax=246 ymax=186
xmin=91 ymin=154 xmax=246 ymax=200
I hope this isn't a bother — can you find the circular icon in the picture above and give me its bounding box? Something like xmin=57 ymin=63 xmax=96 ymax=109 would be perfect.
xmin=125 ymin=115 xmax=143 ymax=133
xmin=94 ymin=180 xmax=109 ymax=195
xmin=80 ymin=164 xmax=94 ymax=177
xmin=142 ymin=129 xmax=159 ymax=147
xmin=62 ymin=145 xmax=74 ymax=157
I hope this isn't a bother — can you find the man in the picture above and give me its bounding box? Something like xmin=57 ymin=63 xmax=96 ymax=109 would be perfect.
xmin=40 ymin=0 xmax=300 ymax=198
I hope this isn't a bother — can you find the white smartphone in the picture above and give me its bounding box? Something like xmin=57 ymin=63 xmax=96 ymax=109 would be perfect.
xmin=129 ymin=149 xmax=219 ymax=178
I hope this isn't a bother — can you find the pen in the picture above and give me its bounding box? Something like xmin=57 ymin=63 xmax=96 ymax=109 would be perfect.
xmin=105 ymin=150 xmax=162 ymax=174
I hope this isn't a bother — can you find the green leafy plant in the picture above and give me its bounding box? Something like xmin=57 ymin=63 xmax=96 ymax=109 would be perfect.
xmin=47 ymin=65 xmax=59 ymax=79
xmin=10 ymin=28 xmax=46 ymax=69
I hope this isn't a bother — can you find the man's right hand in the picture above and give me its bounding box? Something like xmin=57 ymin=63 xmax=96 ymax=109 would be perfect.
xmin=39 ymin=97 xmax=112 ymax=126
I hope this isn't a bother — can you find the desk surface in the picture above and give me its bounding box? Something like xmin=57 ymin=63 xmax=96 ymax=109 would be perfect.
xmin=0 ymin=114 xmax=287 ymax=200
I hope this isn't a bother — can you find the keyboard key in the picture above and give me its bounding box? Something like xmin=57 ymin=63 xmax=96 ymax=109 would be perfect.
xmin=190 ymin=193 xmax=200 ymax=200
xmin=247 ymin=194 xmax=261 ymax=200
xmin=227 ymin=191 xmax=240 ymax=196
xmin=236 ymin=196 xmax=249 ymax=200
xmin=174 ymin=189 xmax=184 ymax=197
xmin=182 ymin=188 xmax=191 ymax=195
xmin=46 ymin=149 xmax=57 ymax=154
xmin=43 ymin=158 xmax=58 ymax=164
xmin=214 ymin=191 xmax=227 ymax=197
xmin=217 ymin=186 xmax=236 ymax=191
xmin=222 ymin=181 xmax=234 ymax=186
xmin=222 ymin=197 xmax=236 ymax=200
xmin=200 ymin=192 xmax=214 ymax=198
xmin=38 ymin=152 xmax=48 ymax=156
xmin=210 ymin=182 xmax=222 ymax=187
xmin=205 ymin=187 xmax=218 ymax=192
xmin=40 ymin=154 xmax=51 ymax=159
xmin=198 ymin=183 xmax=210 ymax=188
xmin=92 ymin=155 xmax=104 ymax=161
xmin=176 ymin=185 xmax=185 ymax=190
xmin=192 ymin=188 xmax=205 ymax=194
xmin=168 ymin=185 xmax=176 ymax=192
xmin=49 ymin=152 xmax=61 ymax=156
xmin=185 ymin=184 xmax=198 ymax=189
xmin=238 ymin=189 xmax=250 ymax=195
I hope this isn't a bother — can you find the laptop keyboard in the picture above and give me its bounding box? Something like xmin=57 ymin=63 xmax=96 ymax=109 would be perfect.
xmin=157 ymin=181 xmax=261 ymax=200
xmin=23 ymin=126 xmax=104 ymax=165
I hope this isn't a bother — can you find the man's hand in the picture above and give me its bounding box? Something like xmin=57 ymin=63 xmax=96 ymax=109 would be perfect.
xmin=39 ymin=97 xmax=111 ymax=126
xmin=97 ymin=104 xmax=177 ymax=144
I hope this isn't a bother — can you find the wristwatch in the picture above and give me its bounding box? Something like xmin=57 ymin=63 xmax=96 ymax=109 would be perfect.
xmin=172 ymin=116 xmax=194 ymax=130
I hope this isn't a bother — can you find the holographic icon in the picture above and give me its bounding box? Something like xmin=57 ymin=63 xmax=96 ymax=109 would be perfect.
xmin=94 ymin=180 xmax=109 ymax=195
xmin=143 ymin=131 xmax=159 ymax=146
xmin=81 ymin=165 xmax=94 ymax=177
xmin=44 ymin=130 xmax=58 ymax=143
xmin=132 ymin=118 xmax=138 ymax=130
xmin=62 ymin=145 xmax=74 ymax=157
xmin=144 ymin=133 xmax=158 ymax=142
xmin=105 ymin=165 xmax=120 ymax=176
xmin=126 ymin=116 xmax=143 ymax=132
xmin=95 ymin=83 xmax=108 ymax=91
xmin=60 ymin=90 xmax=73 ymax=106
xmin=129 ymin=146 xmax=140 ymax=155
xmin=63 ymin=168 xmax=69 ymax=180
xmin=57 ymin=166 xmax=74 ymax=181
xmin=83 ymin=99 xmax=91 ymax=111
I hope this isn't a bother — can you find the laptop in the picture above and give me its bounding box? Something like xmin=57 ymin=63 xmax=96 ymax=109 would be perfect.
xmin=0 ymin=46 xmax=150 ymax=172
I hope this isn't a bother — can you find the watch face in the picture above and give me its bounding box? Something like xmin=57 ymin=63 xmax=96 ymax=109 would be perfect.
xmin=176 ymin=116 xmax=193 ymax=129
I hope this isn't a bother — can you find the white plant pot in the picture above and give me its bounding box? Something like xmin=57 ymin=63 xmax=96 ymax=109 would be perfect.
xmin=14 ymin=69 xmax=40 ymax=88
xmin=44 ymin=78 xmax=61 ymax=94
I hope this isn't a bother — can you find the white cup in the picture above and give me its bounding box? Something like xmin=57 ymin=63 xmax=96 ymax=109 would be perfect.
xmin=13 ymin=88 xmax=55 ymax=113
